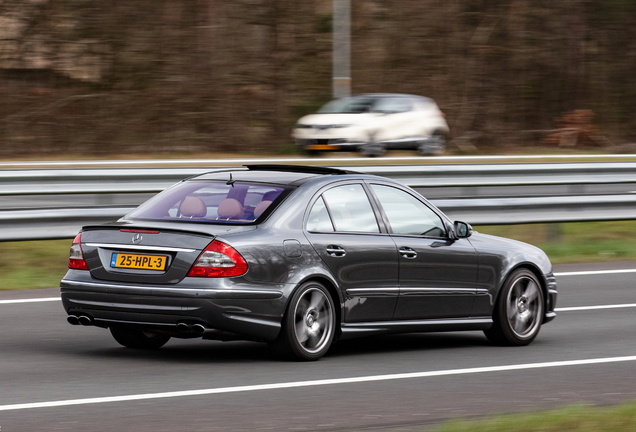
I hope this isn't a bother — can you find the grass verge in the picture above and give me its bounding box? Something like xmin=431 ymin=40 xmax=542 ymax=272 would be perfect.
xmin=432 ymin=401 xmax=636 ymax=432
xmin=2 ymin=220 xmax=636 ymax=290
xmin=0 ymin=239 xmax=70 ymax=290
xmin=474 ymin=220 xmax=636 ymax=264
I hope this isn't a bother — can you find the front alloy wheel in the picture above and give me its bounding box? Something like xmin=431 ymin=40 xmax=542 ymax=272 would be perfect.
xmin=271 ymin=281 xmax=336 ymax=361
xmin=484 ymin=269 xmax=544 ymax=346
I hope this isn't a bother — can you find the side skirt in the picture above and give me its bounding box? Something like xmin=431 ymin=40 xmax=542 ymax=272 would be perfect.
xmin=339 ymin=317 xmax=493 ymax=340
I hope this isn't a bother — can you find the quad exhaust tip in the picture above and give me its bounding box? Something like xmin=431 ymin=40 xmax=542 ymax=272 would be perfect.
xmin=176 ymin=322 xmax=190 ymax=333
xmin=68 ymin=315 xmax=93 ymax=326
xmin=176 ymin=322 xmax=207 ymax=334
xmin=78 ymin=315 xmax=93 ymax=326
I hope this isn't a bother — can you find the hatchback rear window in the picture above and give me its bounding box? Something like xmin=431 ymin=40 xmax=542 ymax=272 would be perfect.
xmin=125 ymin=181 xmax=288 ymax=224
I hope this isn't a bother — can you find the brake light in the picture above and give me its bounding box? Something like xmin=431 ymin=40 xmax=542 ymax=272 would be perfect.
xmin=187 ymin=240 xmax=248 ymax=278
xmin=68 ymin=233 xmax=89 ymax=270
xmin=120 ymin=229 xmax=160 ymax=234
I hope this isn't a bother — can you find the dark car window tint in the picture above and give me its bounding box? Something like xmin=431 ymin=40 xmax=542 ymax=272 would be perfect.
xmin=371 ymin=184 xmax=446 ymax=237
xmin=125 ymin=181 xmax=286 ymax=224
xmin=306 ymin=196 xmax=334 ymax=232
xmin=317 ymin=96 xmax=376 ymax=114
xmin=322 ymin=184 xmax=379 ymax=233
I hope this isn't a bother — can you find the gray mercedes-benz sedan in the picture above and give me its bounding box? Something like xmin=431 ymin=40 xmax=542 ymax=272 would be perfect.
xmin=61 ymin=165 xmax=557 ymax=361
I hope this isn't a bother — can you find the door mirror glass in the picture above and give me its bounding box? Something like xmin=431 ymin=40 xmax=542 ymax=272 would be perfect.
xmin=454 ymin=221 xmax=473 ymax=238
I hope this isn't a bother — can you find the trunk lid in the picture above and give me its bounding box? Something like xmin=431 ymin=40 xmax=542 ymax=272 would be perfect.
xmin=79 ymin=222 xmax=255 ymax=284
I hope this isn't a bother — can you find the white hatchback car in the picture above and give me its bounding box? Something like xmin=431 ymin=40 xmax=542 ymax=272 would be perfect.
xmin=292 ymin=94 xmax=449 ymax=156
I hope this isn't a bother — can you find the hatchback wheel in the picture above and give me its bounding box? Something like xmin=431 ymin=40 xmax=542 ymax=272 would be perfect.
xmin=271 ymin=281 xmax=336 ymax=361
xmin=110 ymin=326 xmax=171 ymax=349
xmin=484 ymin=269 xmax=544 ymax=346
xmin=359 ymin=143 xmax=386 ymax=157
xmin=418 ymin=132 xmax=446 ymax=155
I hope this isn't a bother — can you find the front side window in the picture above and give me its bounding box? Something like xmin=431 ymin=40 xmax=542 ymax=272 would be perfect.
xmin=320 ymin=184 xmax=380 ymax=233
xmin=371 ymin=184 xmax=446 ymax=237
xmin=125 ymin=181 xmax=287 ymax=224
xmin=317 ymin=96 xmax=376 ymax=114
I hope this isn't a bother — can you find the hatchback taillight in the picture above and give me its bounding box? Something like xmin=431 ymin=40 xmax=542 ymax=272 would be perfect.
xmin=187 ymin=240 xmax=248 ymax=278
xmin=68 ymin=233 xmax=88 ymax=270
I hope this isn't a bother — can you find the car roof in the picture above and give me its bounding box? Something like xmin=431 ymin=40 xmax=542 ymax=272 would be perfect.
xmin=191 ymin=165 xmax=361 ymax=186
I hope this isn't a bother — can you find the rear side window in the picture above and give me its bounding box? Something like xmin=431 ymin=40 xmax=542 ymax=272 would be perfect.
xmin=306 ymin=197 xmax=334 ymax=232
xmin=306 ymin=184 xmax=380 ymax=233
xmin=126 ymin=181 xmax=287 ymax=224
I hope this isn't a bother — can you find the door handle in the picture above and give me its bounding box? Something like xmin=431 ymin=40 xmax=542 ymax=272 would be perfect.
xmin=326 ymin=245 xmax=346 ymax=257
xmin=399 ymin=247 xmax=417 ymax=259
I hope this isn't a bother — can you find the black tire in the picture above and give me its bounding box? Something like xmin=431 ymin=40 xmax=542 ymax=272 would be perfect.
xmin=417 ymin=132 xmax=446 ymax=155
xmin=484 ymin=269 xmax=544 ymax=346
xmin=305 ymin=149 xmax=321 ymax=157
xmin=110 ymin=326 xmax=171 ymax=350
xmin=359 ymin=143 xmax=386 ymax=157
xmin=270 ymin=281 xmax=336 ymax=361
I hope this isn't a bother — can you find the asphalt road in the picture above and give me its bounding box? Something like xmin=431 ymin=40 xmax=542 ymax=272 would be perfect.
xmin=2 ymin=261 xmax=636 ymax=431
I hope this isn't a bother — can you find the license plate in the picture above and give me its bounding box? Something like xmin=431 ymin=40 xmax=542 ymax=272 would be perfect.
xmin=306 ymin=144 xmax=339 ymax=150
xmin=110 ymin=253 xmax=168 ymax=271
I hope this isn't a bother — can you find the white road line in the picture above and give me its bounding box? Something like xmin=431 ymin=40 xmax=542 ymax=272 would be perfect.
xmin=555 ymin=269 xmax=636 ymax=277
xmin=2 ymin=355 xmax=636 ymax=412
xmin=0 ymin=297 xmax=59 ymax=305
xmin=556 ymin=303 xmax=636 ymax=312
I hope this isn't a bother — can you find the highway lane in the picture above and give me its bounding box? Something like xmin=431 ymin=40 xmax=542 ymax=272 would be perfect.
xmin=1 ymin=262 xmax=636 ymax=431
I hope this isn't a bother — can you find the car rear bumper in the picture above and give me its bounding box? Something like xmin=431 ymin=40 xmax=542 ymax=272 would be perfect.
xmin=60 ymin=272 xmax=289 ymax=341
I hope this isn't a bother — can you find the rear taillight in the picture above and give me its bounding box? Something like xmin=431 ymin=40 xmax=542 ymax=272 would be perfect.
xmin=68 ymin=233 xmax=88 ymax=270
xmin=187 ymin=240 xmax=248 ymax=278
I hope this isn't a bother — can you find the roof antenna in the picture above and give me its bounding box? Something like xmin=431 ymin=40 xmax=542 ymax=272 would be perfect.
xmin=226 ymin=173 xmax=235 ymax=187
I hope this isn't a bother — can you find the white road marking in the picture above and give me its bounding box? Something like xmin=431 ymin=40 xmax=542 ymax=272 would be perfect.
xmin=555 ymin=269 xmax=636 ymax=277
xmin=0 ymin=297 xmax=59 ymax=305
xmin=556 ymin=303 xmax=636 ymax=312
xmin=1 ymin=355 xmax=636 ymax=412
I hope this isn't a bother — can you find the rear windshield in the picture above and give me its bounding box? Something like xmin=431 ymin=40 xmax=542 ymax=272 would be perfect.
xmin=125 ymin=181 xmax=289 ymax=224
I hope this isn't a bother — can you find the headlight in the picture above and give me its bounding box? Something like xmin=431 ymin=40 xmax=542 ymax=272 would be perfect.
xmin=295 ymin=123 xmax=312 ymax=129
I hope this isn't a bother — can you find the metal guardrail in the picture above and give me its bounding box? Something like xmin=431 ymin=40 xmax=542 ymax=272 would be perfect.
xmin=3 ymin=161 xmax=636 ymax=241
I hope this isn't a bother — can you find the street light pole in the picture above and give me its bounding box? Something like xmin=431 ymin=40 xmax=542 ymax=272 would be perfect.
xmin=332 ymin=0 xmax=351 ymax=99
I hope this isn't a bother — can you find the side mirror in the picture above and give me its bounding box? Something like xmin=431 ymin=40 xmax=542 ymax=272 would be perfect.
xmin=454 ymin=221 xmax=473 ymax=239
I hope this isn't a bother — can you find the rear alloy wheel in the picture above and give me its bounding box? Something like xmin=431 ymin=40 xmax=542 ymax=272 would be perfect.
xmin=359 ymin=143 xmax=386 ymax=157
xmin=271 ymin=281 xmax=336 ymax=361
xmin=110 ymin=326 xmax=171 ymax=350
xmin=484 ymin=269 xmax=544 ymax=346
xmin=417 ymin=133 xmax=446 ymax=155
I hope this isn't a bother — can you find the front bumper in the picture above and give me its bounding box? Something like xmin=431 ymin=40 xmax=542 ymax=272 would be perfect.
xmin=60 ymin=270 xmax=290 ymax=341
xmin=543 ymin=272 xmax=558 ymax=324
xmin=295 ymin=138 xmax=363 ymax=151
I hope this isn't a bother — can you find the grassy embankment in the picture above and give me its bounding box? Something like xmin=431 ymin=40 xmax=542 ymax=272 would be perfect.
xmin=2 ymin=220 xmax=636 ymax=290
xmin=431 ymin=401 xmax=636 ymax=432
